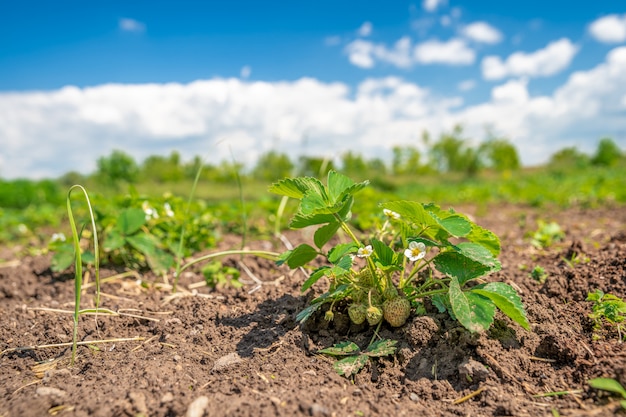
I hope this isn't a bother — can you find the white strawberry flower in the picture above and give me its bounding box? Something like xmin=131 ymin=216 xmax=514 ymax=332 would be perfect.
xmin=356 ymin=245 xmax=373 ymax=258
xmin=404 ymin=241 xmax=426 ymax=262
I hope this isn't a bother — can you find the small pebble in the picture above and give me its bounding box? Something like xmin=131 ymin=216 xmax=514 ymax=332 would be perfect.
xmin=212 ymin=352 xmax=243 ymax=372
xmin=186 ymin=396 xmax=209 ymax=417
xmin=161 ymin=392 xmax=174 ymax=403
xmin=36 ymin=387 xmax=67 ymax=398
xmin=409 ymin=392 xmax=420 ymax=402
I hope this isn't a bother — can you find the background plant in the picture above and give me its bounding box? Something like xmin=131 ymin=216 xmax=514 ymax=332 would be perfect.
xmin=587 ymin=289 xmax=626 ymax=341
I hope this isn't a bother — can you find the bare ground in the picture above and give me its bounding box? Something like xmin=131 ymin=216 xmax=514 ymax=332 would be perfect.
xmin=1 ymin=204 xmax=626 ymax=417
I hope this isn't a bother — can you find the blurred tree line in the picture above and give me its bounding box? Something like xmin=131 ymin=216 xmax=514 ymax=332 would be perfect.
xmin=86 ymin=127 xmax=623 ymax=188
xmin=1 ymin=128 xmax=623 ymax=209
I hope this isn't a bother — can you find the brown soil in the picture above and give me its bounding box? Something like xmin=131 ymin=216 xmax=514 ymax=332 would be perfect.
xmin=1 ymin=205 xmax=626 ymax=417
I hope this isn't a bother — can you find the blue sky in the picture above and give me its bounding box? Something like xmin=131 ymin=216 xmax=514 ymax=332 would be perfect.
xmin=1 ymin=0 xmax=625 ymax=178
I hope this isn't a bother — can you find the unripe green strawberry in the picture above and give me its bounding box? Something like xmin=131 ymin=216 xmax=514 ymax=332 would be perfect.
xmin=383 ymin=284 xmax=398 ymax=301
xmin=348 ymin=303 xmax=367 ymax=325
xmin=357 ymin=269 xmax=374 ymax=287
xmin=382 ymin=297 xmax=411 ymax=327
xmin=366 ymin=306 xmax=383 ymax=326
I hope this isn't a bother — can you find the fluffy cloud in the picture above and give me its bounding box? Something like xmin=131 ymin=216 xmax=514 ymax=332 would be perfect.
xmin=589 ymin=14 xmax=626 ymax=43
xmin=482 ymin=38 xmax=578 ymax=80
xmin=457 ymin=79 xmax=476 ymax=91
xmin=357 ymin=21 xmax=373 ymax=37
xmin=119 ymin=18 xmax=146 ymax=33
xmin=461 ymin=21 xmax=503 ymax=44
xmin=1 ymin=47 xmax=625 ymax=179
xmin=345 ymin=38 xmax=412 ymax=69
xmin=422 ymin=0 xmax=446 ymax=12
xmin=414 ymin=38 xmax=475 ymax=65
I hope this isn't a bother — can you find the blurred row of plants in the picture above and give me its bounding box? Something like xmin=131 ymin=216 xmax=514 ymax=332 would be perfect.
xmin=0 ymin=130 xmax=624 ymax=249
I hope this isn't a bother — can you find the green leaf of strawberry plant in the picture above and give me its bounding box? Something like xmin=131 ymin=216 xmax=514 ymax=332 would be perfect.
xmin=328 ymin=243 xmax=357 ymax=264
xmin=314 ymin=221 xmax=340 ymax=248
xmin=380 ymin=201 xmax=438 ymax=229
xmin=466 ymin=223 xmax=501 ymax=256
xmin=449 ymin=276 xmax=495 ymax=333
xmin=268 ymin=177 xmax=310 ymax=199
xmin=318 ymin=341 xmax=361 ymax=356
xmin=333 ymin=355 xmax=369 ymax=377
xmin=364 ymin=339 xmax=397 ymax=357
xmin=456 ymin=242 xmax=501 ymax=272
xmin=301 ymin=267 xmax=330 ymax=292
xmin=434 ymin=251 xmax=491 ymax=285
xmin=436 ymin=214 xmax=472 ymax=237
xmin=281 ymin=244 xmax=319 ymax=269
xmin=296 ymin=284 xmax=351 ymax=323
xmin=103 ymin=229 xmax=125 ymax=251
xmin=327 ymin=170 xmax=355 ymax=204
xmin=472 ymin=282 xmax=530 ymax=330
xmin=116 ymin=208 xmax=146 ymax=235
xmin=371 ymin=238 xmax=396 ymax=267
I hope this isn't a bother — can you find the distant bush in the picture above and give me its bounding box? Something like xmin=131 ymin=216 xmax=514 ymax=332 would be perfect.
xmin=95 ymin=149 xmax=139 ymax=186
xmin=591 ymin=138 xmax=622 ymax=167
xmin=0 ymin=179 xmax=63 ymax=209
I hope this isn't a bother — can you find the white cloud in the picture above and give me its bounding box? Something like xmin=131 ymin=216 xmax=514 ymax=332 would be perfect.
xmin=414 ymin=38 xmax=475 ymax=65
xmin=461 ymin=21 xmax=503 ymax=44
xmin=482 ymin=38 xmax=578 ymax=80
xmin=345 ymin=37 xmax=412 ymax=69
xmin=345 ymin=40 xmax=375 ymax=68
xmin=119 ymin=17 xmax=146 ymax=33
xmin=240 ymin=66 xmax=251 ymax=79
xmin=1 ymin=47 xmax=626 ymax=179
xmin=589 ymin=14 xmax=626 ymax=43
xmin=346 ymin=37 xmax=475 ymax=68
xmin=458 ymin=79 xmax=476 ymax=91
xmin=422 ymin=0 xmax=446 ymax=12
xmin=357 ymin=21 xmax=373 ymax=37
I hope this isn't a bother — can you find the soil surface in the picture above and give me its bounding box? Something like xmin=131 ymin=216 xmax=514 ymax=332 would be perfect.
xmin=1 ymin=204 xmax=626 ymax=417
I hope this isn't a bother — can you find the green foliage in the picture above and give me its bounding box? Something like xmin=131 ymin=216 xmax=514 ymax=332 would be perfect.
xmin=549 ymin=147 xmax=590 ymax=170
xmin=530 ymin=265 xmax=548 ymax=284
xmin=591 ymin=137 xmax=623 ymax=167
xmin=50 ymin=193 xmax=219 ymax=276
xmin=271 ymin=170 xmax=528 ymax=349
xmin=0 ymin=179 xmax=64 ymax=209
xmin=479 ymin=137 xmax=521 ymax=171
xmin=392 ymin=145 xmax=426 ymax=175
xmin=588 ymin=378 xmax=626 ymax=409
xmin=252 ymin=151 xmax=295 ymax=182
xmin=103 ymin=207 xmax=174 ymax=275
xmin=140 ymin=151 xmax=185 ymax=183
xmin=318 ymin=339 xmax=397 ymax=378
xmin=530 ymin=220 xmax=565 ymax=249
xmin=297 ymin=156 xmax=335 ymax=177
xmin=587 ymin=290 xmax=626 ymax=341
xmin=96 ymin=149 xmax=139 ymax=186
xmin=202 ymin=260 xmax=242 ymax=288
xmin=429 ymin=126 xmax=480 ymax=175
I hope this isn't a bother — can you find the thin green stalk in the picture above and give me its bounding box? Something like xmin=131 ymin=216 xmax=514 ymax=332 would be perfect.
xmin=407 ymin=287 xmax=448 ymax=301
xmin=173 ymin=159 xmax=204 ymax=292
xmin=274 ymin=196 xmax=289 ymax=238
xmin=66 ymin=185 xmax=100 ymax=366
xmin=230 ymin=148 xmax=248 ymax=251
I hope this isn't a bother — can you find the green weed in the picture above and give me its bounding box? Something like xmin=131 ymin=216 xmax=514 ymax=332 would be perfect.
xmin=587 ymin=290 xmax=626 ymax=341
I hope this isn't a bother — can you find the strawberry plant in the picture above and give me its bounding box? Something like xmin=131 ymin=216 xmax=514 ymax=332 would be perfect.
xmin=270 ymin=170 xmax=529 ymax=376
